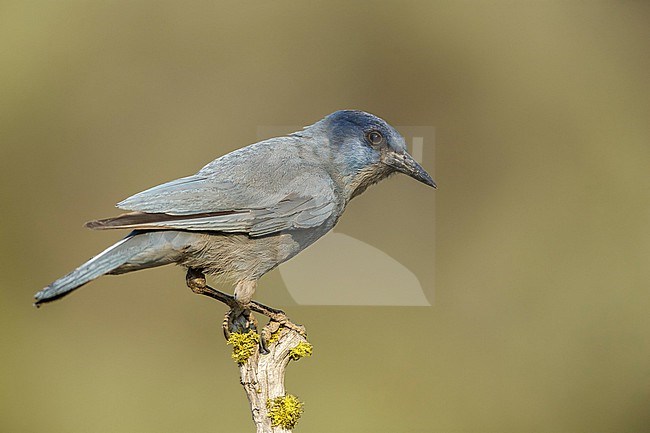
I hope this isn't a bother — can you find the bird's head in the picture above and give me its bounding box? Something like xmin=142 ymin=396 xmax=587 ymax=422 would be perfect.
xmin=312 ymin=110 xmax=436 ymax=200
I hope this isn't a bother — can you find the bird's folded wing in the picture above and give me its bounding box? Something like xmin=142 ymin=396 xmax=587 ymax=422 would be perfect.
xmin=85 ymin=174 xmax=338 ymax=236
xmin=116 ymin=175 xmax=271 ymax=215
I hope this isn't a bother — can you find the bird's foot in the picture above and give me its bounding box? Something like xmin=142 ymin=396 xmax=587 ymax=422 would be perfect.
xmin=222 ymin=304 xmax=258 ymax=339
xmin=257 ymin=308 xmax=306 ymax=354
xmin=185 ymin=268 xmax=305 ymax=353
xmin=264 ymin=310 xmax=306 ymax=336
xmin=222 ymin=303 xmax=305 ymax=354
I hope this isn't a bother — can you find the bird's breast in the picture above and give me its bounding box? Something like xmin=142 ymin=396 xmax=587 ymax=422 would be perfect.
xmin=181 ymin=221 xmax=336 ymax=282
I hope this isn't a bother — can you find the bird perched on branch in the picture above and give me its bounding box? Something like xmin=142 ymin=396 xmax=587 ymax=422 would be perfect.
xmin=35 ymin=110 xmax=436 ymax=340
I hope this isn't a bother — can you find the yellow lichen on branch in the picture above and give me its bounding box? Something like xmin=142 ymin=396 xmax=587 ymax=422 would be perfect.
xmin=267 ymin=394 xmax=304 ymax=429
xmin=226 ymin=330 xmax=259 ymax=363
xmin=289 ymin=341 xmax=313 ymax=361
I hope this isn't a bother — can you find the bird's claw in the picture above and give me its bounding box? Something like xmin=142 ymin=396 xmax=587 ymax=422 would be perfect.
xmin=223 ymin=305 xmax=258 ymax=338
xmin=265 ymin=309 xmax=306 ymax=336
xmin=259 ymin=320 xmax=282 ymax=354
xmin=258 ymin=313 xmax=307 ymax=354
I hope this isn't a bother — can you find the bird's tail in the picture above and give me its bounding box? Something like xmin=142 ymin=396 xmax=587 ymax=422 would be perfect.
xmin=34 ymin=231 xmax=190 ymax=306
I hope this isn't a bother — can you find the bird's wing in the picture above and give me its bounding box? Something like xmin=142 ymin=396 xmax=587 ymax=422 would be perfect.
xmin=116 ymin=174 xmax=265 ymax=216
xmin=86 ymin=167 xmax=339 ymax=237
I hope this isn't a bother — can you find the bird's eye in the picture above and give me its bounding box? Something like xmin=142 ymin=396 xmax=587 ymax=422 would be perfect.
xmin=366 ymin=130 xmax=383 ymax=146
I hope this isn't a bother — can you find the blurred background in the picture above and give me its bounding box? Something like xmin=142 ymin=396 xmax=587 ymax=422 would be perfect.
xmin=1 ymin=1 xmax=649 ymax=432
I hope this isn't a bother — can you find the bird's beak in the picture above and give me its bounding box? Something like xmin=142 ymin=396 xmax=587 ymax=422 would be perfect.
xmin=385 ymin=151 xmax=437 ymax=188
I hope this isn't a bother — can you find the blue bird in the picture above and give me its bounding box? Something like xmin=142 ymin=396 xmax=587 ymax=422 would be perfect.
xmin=35 ymin=110 xmax=435 ymax=338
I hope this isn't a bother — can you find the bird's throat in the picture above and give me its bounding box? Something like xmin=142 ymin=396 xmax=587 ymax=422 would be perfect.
xmin=347 ymin=165 xmax=394 ymax=201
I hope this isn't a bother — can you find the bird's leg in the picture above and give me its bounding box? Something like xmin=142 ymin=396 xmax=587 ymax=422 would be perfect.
xmin=185 ymin=269 xmax=257 ymax=337
xmin=229 ymin=280 xmax=260 ymax=335
xmin=234 ymin=280 xmax=306 ymax=348
xmin=185 ymin=269 xmax=305 ymax=350
xmin=233 ymin=283 xmax=269 ymax=355
xmin=186 ymin=268 xmax=236 ymax=308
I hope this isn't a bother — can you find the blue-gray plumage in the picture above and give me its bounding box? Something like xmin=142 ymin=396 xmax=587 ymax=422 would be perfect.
xmin=34 ymin=110 xmax=435 ymax=310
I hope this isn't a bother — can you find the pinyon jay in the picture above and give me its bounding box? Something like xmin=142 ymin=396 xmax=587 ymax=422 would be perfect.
xmin=35 ymin=110 xmax=436 ymax=340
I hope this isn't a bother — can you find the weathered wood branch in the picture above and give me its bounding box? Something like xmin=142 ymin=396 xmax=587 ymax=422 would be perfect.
xmin=195 ymin=283 xmax=311 ymax=433
xmin=235 ymin=327 xmax=310 ymax=432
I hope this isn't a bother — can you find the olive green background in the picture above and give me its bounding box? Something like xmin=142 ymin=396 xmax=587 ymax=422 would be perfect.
xmin=1 ymin=1 xmax=648 ymax=432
